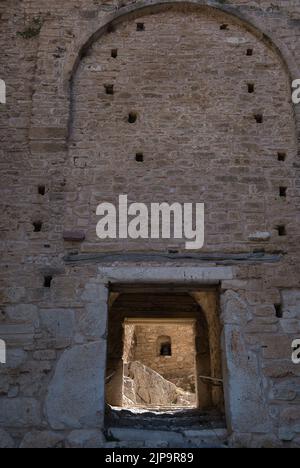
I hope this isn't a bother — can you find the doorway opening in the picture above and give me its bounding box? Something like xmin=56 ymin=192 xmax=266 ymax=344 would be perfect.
xmin=122 ymin=318 xmax=198 ymax=409
xmin=105 ymin=284 xmax=225 ymax=429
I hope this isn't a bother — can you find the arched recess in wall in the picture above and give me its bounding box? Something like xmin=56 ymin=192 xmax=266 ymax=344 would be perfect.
xmin=66 ymin=1 xmax=298 ymax=251
xmin=67 ymin=0 xmax=299 ymax=138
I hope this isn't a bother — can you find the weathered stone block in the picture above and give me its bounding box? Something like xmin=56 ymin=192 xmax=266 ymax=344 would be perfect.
xmin=20 ymin=431 xmax=65 ymax=449
xmin=245 ymin=316 xmax=279 ymax=334
xmin=263 ymin=360 xmax=300 ymax=378
xmin=223 ymin=325 xmax=271 ymax=433
xmin=261 ymin=335 xmax=292 ymax=360
xmin=108 ymin=427 xmax=185 ymax=444
xmin=280 ymin=407 xmax=300 ymax=430
xmin=81 ymin=282 xmax=108 ymax=305
xmin=5 ymin=304 xmax=39 ymax=325
xmin=45 ymin=341 xmax=106 ymax=430
xmin=77 ymin=304 xmax=107 ymax=339
xmin=33 ymin=350 xmax=56 ymax=361
xmin=248 ymin=232 xmax=271 ymax=242
xmin=280 ymin=319 xmax=300 ymax=334
xmin=270 ymin=380 xmax=299 ymax=402
xmin=40 ymin=309 xmax=75 ymax=341
xmin=66 ymin=429 xmax=105 ymax=448
xmin=5 ymin=349 xmax=27 ymax=369
xmin=221 ymin=290 xmax=252 ymax=326
xmin=0 ymin=429 xmax=15 ymax=448
xmin=253 ymin=305 xmax=276 ymax=317
xmin=0 ymin=398 xmax=41 ymax=428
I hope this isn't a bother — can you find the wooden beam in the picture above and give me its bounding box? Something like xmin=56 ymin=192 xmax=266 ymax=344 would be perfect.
xmin=64 ymin=251 xmax=283 ymax=265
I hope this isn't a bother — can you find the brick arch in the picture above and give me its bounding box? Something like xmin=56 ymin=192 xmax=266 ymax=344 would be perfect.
xmin=66 ymin=0 xmax=299 ymax=138
xmin=66 ymin=0 xmax=299 ymax=80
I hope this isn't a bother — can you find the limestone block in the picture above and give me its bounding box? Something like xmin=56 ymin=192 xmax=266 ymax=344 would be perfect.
xmin=278 ymin=427 xmax=295 ymax=442
xmin=0 ymin=429 xmax=15 ymax=448
xmin=248 ymin=434 xmax=282 ymax=448
xmin=5 ymin=305 xmax=39 ymax=325
xmin=0 ymin=398 xmax=41 ymax=428
xmin=20 ymin=431 xmax=65 ymax=449
xmin=282 ymin=290 xmax=300 ymax=307
xmin=98 ymin=267 xmax=233 ymax=283
xmin=221 ymin=280 xmax=248 ymax=291
xmin=126 ymin=361 xmax=196 ymax=407
xmin=81 ymin=282 xmax=107 ymax=304
xmin=280 ymin=407 xmax=300 ymax=433
xmin=0 ymin=374 xmax=10 ymax=395
xmin=270 ymin=377 xmax=300 ymax=401
xmin=184 ymin=429 xmax=228 ymax=447
xmin=223 ymin=325 xmax=271 ymax=433
xmin=263 ymin=360 xmax=300 ymax=378
xmin=248 ymin=232 xmax=271 ymax=242
xmin=229 ymin=432 xmax=252 ymax=448
xmin=221 ymin=290 xmax=252 ymax=326
xmin=0 ymin=324 xmax=35 ymax=346
xmin=77 ymin=304 xmax=107 ymax=339
xmin=5 ymin=349 xmax=27 ymax=369
xmin=66 ymin=430 xmax=105 ymax=448
xmin=281 ymin=290 xmax=300 ymax=319
xmin=245 ymin=316 xmax=279 ymax=334
xmin=280 ymin=319 xmax=300 ymax=334
xmin=253 ymin=305 xmax=276 ymax=317
xmin=261 ymin=335 xmax=291 ymax=360
xmin=108 ymin=427 xmax=185 ymax=444
xmin=45 ymin=341 xmax=106 ymax=430
xmin=5 ymin=288 xmax=26 ymax=304
xmin=40 ymin=309 xmax=75 ymax=341
xmin=33 ymin=350 xmax=56 ymax=361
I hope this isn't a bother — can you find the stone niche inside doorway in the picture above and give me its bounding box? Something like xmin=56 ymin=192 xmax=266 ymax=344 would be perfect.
xmin=105 ymin=285 xmax=224 ymax=418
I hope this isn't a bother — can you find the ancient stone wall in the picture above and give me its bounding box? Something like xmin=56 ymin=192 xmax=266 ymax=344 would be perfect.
xmin=127 ymin=322 xmax=196 ymax=391
xmin=0 ymin=0 xmax=300 ymax=448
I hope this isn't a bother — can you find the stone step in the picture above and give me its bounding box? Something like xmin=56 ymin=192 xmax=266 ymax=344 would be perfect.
xmin=107 ymin=427 xmax=228 ymax=448
xmin=183 ymin=428 xmax=228 ymax=446
xmin=107 ymin=406 xmax=226 ymax=431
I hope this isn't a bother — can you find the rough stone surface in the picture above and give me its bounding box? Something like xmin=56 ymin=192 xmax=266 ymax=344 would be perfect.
xmin=0 ymin=429 xmax=15 ymax=448
xmin=248 ymin=232 xmax=271 ymax=242
xmin=77 ymin=304 xmax=107 ymax=339
xmin=124 ymin=361 xmax=196 ymax=407
xmin=40 ymin=309 xmax=75 ymax=342
xmin=108 ymin=427 xmax=185 ymax=444
xmin=221 ymin=290 xmax=252 ymax=326
xmin=45 ymin=342 xmax=106 ymax=430
xmin=223 ymin=325 xmax=271 ymax=433
xmin=0 ymin=398 xmax=41 ymax=428
xmin=0 ymin=0 xmax=300 ymax=449
xmin=124 ymin=322 xmax=196 ymax=392
xmin=20 ymin=431 xmax=65 ymax=449
xmin=66 ymin=430 xmax=105 ymax=448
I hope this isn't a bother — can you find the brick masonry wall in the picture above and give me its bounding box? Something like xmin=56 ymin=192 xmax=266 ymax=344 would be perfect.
xmin=130 ymin=323 xmax=196 ymax=391
xmin=0 ymin=0 xmax=300 ymax=448
xmin=70 ymin=6 xmax=298 ymax=254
